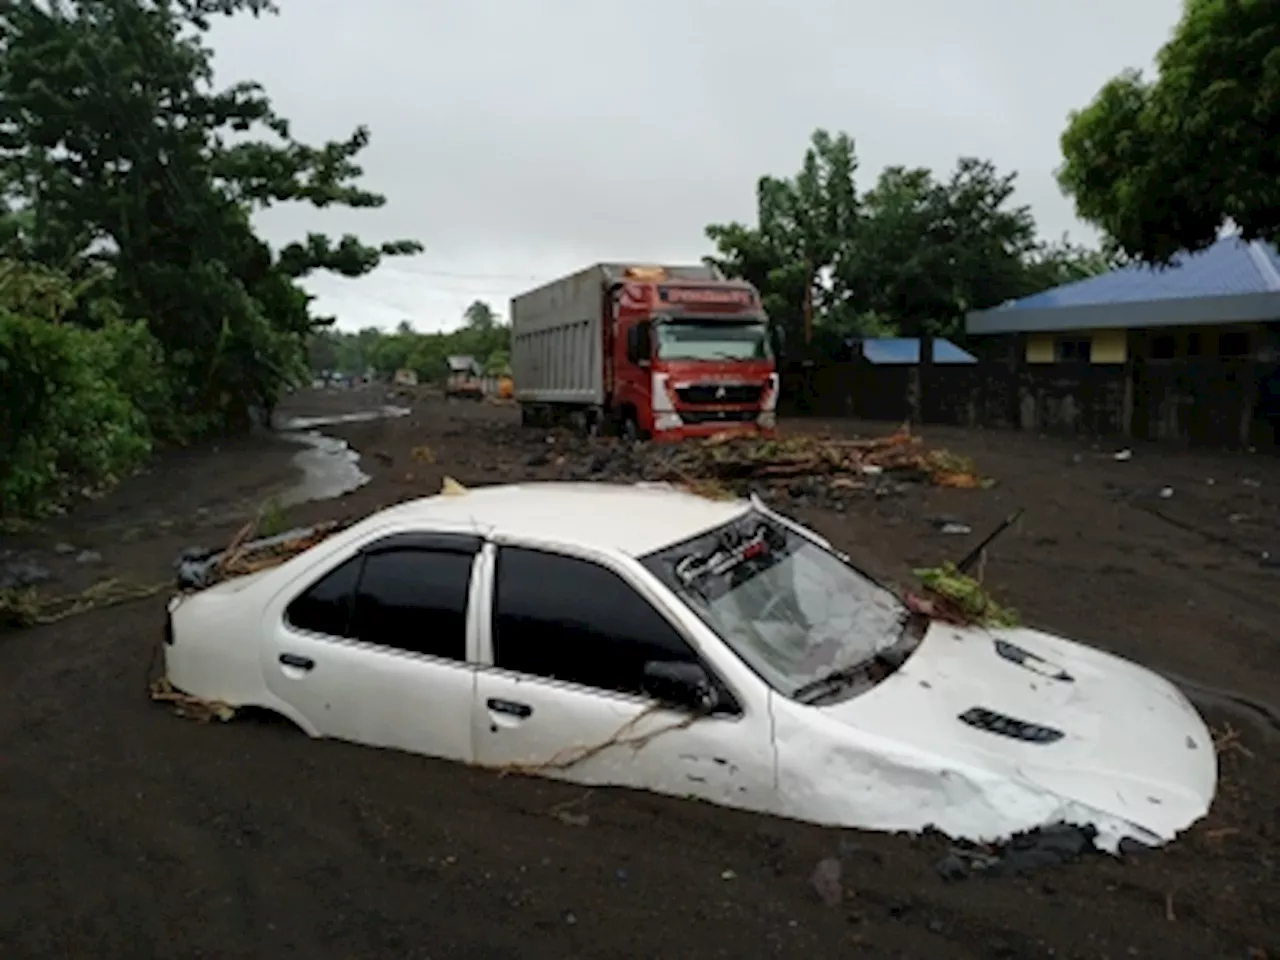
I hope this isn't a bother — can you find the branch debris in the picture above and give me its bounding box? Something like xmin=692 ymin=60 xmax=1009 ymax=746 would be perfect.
xmin=1 ymin=577 xmax=167 ymax=630
xmin=148 ymin=675 xmax=236 ymax=723
xmin=659 ymin=426 xmax=989 ymax=495
xmin=911 ymin=562 xmax=1020 ymax=627
xmin=490 ymin=703 xmax=699 ymax=777
xmin=1212 ymin=722 xmax=1254 ymax=759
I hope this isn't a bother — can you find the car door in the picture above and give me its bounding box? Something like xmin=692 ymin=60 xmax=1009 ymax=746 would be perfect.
xmin=261 ymin=531 xmax=482 ymax=763
xmin=470 ymin=542 xmax=777 ymax=814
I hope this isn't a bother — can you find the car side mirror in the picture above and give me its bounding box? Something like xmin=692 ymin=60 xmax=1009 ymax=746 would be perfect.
xmin=642 ymin=660 xmax=719 ymax=713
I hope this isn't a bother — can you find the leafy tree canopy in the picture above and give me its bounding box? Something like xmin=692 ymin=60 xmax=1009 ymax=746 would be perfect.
xmin=463 ymin=299 xmax=497 ymax=332
xmin=1057 ymin=0 xmax=1280 ymax=263
xmin=0 ymin=0 xmax=422 ymax=427
xmin=706 ymin=129 xmax=1106 ymax=351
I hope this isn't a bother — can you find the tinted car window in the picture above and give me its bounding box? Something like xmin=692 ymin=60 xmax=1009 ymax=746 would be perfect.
xmin=285 ymin=556 xmax=361 ymax=638
xmin=350 ymin=548 xmax=472 ymax=661
xmin=493 ymin=547 xmax=697 ymax=696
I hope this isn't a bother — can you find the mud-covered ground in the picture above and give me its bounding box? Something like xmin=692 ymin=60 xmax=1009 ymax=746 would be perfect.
xmin=2 ymin=386 xmax=1277 ymax=959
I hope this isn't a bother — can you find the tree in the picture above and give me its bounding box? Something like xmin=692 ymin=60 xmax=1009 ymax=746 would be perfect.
xmin=1057 ymin=0 xmax=1280 ymax=263
xmin=837 ymin=159 xmax=1049 ymax=339
xmin=710 ymin=130 xmax=1089 ymax=346
xmin=0 ymin=0 xmax=422 ymax=429
xmin=463 ymin=300 xmax=497 ymax=332
xmin=706 ymin=129 xmax=860 ymax=352
xmin=1021 ymin=235 xmax=1120 ymax=291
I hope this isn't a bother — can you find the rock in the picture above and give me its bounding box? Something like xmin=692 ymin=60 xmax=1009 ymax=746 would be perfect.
xmin=54 ymin=543 xmax=76 ymax=555
xmin=75 ymin=550 xmax=103 ymax=565
xmin=938 ymin=823 xmax=1099 ymax=880
xmin=810 ymin=857 xmax=843 ymax=906
xmin=0 ymin=559 xmax=52 ymax=590
xmin=935 ymin=853 xmax=969 ymax=881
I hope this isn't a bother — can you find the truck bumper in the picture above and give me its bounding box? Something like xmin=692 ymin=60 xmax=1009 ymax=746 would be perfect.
xmin=650 ymin=411 xmax=777 ymax=442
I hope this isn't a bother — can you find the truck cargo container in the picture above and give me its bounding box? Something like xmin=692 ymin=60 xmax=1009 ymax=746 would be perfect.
xmin=510 ymin=263 xmax=778 ymax=441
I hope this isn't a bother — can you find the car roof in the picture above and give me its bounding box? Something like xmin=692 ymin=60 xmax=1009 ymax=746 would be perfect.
xmin=371 ymin=482 xmax=753 ymax=557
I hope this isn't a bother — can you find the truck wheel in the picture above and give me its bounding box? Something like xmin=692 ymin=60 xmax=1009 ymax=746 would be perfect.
xmin=621 ymin=415 xmax=641 ymax=444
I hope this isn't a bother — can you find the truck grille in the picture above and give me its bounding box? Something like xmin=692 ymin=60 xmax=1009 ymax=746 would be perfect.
xmin=675 ymin=383 xmax=764 ymax=405
xmin=680 ymin=409 xmax=759 ymax=424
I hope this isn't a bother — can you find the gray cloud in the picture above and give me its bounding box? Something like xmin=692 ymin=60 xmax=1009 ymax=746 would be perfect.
xmin=210 ymin=0 xmax=1182 ymax=331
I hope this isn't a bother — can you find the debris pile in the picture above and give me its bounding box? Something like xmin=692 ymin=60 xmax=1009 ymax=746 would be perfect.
xmin=519 ymin=426 xmax=989 ymax=508
xmin=658 ymin=429 xmax=986 ymax=497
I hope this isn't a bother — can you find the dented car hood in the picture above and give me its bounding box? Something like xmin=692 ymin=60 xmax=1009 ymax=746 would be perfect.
xmin=807 ymin=621 xmax=1217 ymax=851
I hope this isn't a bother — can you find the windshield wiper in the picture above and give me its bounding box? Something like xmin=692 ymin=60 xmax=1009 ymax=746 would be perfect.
xmin=793 ymin=613 xmax=920 ymax=704
xmin=793 ymin=662 xmax=869 ymax=704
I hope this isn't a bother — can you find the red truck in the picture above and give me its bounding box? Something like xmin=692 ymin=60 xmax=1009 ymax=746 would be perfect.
xmin=510 ymin=263 xmax=778 ymax=441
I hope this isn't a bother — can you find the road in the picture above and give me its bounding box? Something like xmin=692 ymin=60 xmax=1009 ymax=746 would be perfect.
xmin=2 ymin=386 xmax=1277 ymax=959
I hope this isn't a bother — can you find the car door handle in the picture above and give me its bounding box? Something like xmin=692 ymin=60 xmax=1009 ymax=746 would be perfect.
xmin=279 ymin=653 xmax=315 ymax=671
xmin=486 ymin=698 xmax=532 ymax=718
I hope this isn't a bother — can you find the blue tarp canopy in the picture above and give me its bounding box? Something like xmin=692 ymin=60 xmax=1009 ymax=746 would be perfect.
xmin=966 ymin=236 xmax=1280 ymax=335
xmin=859 ymin=337 xmax=977 ymax=365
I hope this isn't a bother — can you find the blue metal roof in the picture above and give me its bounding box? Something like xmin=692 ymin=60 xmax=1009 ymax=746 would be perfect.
xmin=860 ymin=337 xmax=977 ymax=365
xmin=967 ymin=236 xmax=1280 ymax=335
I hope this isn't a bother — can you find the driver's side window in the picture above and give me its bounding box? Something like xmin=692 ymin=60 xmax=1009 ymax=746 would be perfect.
xmin=491 ymin=546 xmax=735 ymax=712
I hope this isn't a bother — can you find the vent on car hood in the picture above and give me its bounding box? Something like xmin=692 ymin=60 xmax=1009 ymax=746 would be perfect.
xmin=993 ymin=639 xmax=1074 ymax=683
xmin=958 ymin=707 xmax=1064 ymax=744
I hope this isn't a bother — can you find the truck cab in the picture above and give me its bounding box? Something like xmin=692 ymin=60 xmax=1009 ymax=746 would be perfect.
xmin=613 ymin=276 xmax=778 ymax=441
xmin=444 ymin=355 xmax=485 ymax=401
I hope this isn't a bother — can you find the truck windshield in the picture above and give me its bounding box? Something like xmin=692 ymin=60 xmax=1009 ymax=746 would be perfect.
xmin=640 ymin=511 xmax=908 ymax=702
xmin=655 ymin=321 xmax=770 ymax=361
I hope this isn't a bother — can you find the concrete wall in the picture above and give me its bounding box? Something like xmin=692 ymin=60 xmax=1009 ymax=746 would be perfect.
xmin=780 ymin=355 xmax=1276 ymax=447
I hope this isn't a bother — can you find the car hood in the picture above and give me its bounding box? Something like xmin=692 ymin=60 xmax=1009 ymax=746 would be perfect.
xmin=817 ymin=621 xmax=1217 ymax=849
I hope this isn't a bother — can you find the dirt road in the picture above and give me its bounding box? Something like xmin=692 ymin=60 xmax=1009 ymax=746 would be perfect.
xmin=2 ymin=388 xmax=1277 ymax=959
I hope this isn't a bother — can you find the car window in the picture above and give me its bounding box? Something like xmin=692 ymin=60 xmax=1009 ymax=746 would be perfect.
xmin=286 ymin=556 xmax=361 ymax=637
xmin=492 ymin=546 xmax=698 ymax=697
xmin=285 ymin=548 xmax=473 ymax=662
xmin=350 ymin=548 xmax=473 ymax=661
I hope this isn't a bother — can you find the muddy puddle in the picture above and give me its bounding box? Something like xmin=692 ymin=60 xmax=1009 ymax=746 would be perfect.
xmin=275 ymin=405 xmax=410 ymax=507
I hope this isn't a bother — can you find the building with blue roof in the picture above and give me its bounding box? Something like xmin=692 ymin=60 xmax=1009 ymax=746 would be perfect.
xmin=965 ymin=235 xmax=1280 ymax=365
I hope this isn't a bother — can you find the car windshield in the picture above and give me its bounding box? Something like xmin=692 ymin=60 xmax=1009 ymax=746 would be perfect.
xmin=641 ymin=511 xmax=907 ymax=701
xmin=655 ymin=321 xmax=770 ymax=361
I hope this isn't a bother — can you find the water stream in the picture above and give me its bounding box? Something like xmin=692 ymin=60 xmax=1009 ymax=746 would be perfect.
xmin=274 ymin=404 xmax=410 ymax=507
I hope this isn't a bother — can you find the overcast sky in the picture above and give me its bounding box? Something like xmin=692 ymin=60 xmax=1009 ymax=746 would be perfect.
xmin=209 ymin=0 xmax=1181 ymax=333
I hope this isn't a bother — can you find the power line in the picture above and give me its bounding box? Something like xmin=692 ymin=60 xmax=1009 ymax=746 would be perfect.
xmin=398 ymin=268 xmax=552 ymax=282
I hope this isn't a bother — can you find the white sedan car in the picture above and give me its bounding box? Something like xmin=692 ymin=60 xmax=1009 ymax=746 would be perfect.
xmin=164 ymin=482 xmax=1216 ymax=851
